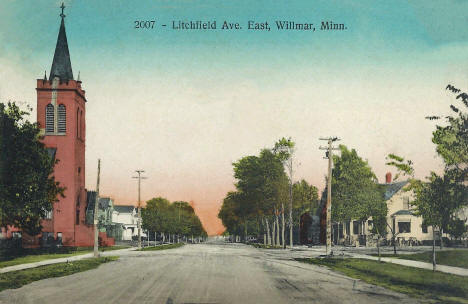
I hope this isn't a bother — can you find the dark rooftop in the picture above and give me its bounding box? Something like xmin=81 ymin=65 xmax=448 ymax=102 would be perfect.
xmin=381 ymin=181 xmax=409 ymax=200
xmin=114 ymin=205 xmax=135 ymax=214
xmin=49 ymin=15 xmax=73 ymax=82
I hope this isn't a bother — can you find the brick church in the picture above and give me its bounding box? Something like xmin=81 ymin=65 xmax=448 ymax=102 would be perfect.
xmin=34 ymin=6 xmax=96 ymax=247
xmin=2 ymin=5 xmax=109 ymax=247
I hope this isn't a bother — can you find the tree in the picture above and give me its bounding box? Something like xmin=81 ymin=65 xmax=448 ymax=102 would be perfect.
xmin=292 ymin=179 xmax=319 ymax=242
xmin=331 ymin=145 xmax=386 ymax=226
xmin=273 ymin=137 xmax=295 ymax=247
xmin=142 ymin=197 xmax=207 ymax=243
xmin=0 ymin=102 xmax=64 ymax=235
xmin=431 ymin=85 xmax=468 ymax=179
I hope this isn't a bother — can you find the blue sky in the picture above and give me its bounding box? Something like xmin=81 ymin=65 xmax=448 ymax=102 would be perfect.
xmin=1 ymin=0 xmax=467 ymax=234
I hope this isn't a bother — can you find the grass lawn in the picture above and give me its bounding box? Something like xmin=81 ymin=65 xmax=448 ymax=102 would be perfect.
xmin=298 ymin=257 xmax=468 ymax=304
xmin=0 ymin=256 xmax=118 ymax=292
xmin=0 ymin=251 xmax=90 ymax=269
xmin=371 ymin=249 xmax=468 ymax=269
xmin=250 ymin=243 xmax=284 ymax=249
xmin=137 ymin=243 xmax=184 ymax=251
xmin=0 ymin=245 xmax=130 ymax=269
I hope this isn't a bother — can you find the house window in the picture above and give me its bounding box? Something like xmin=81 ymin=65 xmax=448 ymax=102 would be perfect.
xmin=353 ymin=221 xmax=360 ymax=235
xmin=45 ymin=104 xmax=54 ymax=133
xmin=422 ymin=223 xmax=428 ymax=233
xmin=403 ymin=197 xmax=410 ymax=210
xmin=398 ymin=222 xmax=411 ymax=233
xmin=57 ymin=104 xmax=66 ymax=133
xmin=57 ymin=232 xmax=62 ymax=244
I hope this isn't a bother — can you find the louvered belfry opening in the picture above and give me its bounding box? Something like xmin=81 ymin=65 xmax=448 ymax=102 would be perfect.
xmin=45 ymin=104 xmax=55 ymax=133
xmin=58 ymin=104 xmax=66 ymax=133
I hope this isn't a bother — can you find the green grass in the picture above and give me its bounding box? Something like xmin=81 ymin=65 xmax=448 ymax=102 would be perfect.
xmin=250 ymin=243 xmax=284 ymax=249
xmin=0 ymin=256 xmax=118 ymax=292
xmin=297 ymin=257 xmax=468 ymax=304
xmin=0 ymin=245 xmax=130 ymax=269
xmin=371 ymin=250 xmax=468 ymax=269
xmin=0 ymin=251 xmax=90 ymax=269
xmin=137 ymin=243 xmax=184 ymax=251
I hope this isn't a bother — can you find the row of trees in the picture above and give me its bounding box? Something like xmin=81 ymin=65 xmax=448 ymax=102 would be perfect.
xmin=218 ymin=139 xmax=318 ymax=247
xmin=141 ymin=197 xmax=207 ymax=243
xmin=0 ymin=102 xmax=63 ymax=236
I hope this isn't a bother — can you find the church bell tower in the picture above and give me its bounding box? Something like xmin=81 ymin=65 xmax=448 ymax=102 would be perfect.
xmin=36 ymin=3 xmax=93 ymax=246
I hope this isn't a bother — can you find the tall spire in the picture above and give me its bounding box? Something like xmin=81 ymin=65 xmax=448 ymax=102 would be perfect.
xmin=49 ymin=3 xmax=73 ymax=82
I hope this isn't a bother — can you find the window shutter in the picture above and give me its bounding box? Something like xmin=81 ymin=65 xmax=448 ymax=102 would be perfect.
xmin=58 ymin=104 xmax=66 ymax=133
xmin=46 ymin=104 xmax=54 ymax=133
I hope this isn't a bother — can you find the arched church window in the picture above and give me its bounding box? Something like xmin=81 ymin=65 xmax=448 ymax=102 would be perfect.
xmin=58 ymin=104 xmax=66 ymax=133
xmin=45 ymin=104 xmax=54 ymax=133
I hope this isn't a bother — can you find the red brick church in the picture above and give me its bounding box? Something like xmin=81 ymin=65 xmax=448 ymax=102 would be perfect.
xmin=3 ymin=5 xmax=107 ymax=247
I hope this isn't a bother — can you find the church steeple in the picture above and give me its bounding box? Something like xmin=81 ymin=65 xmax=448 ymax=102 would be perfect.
xmin=49 ymin=3 xmax=73 ymax=82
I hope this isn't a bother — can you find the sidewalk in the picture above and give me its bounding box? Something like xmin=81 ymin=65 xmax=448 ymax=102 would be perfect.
xmin=0 ymin=247 xmax=136 ymax=274
xmin=352 ymin=253 xmax=468 ymax=277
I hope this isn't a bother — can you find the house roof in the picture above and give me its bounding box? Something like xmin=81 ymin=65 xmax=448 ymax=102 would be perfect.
xmin=114 ymin=205 xmax=135 ymax=214
xmin=391 ymin=209 xmax=414 ymax=217
xmin=381 ymin=181 xmax=409 ymax=200
xmin=86 ymin=191 xmax=113 ymax=210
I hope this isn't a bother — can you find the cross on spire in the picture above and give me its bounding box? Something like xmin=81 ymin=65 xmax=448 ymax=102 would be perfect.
xmin=60 ymin=2 xmax=66 ymax=19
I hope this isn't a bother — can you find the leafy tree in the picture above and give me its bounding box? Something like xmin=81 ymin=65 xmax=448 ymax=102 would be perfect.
xmin=430 ymin=85 xmax=467 ymax=179
xmin=142 ymin=197 xmax=206 ymax=243
xmin=0 ymin=102 xmax=64 ymax=235
xmin=331 ymin=145 xmax=386 ymax=224
xmin=292 ymin=179 xmax=319 ymax=242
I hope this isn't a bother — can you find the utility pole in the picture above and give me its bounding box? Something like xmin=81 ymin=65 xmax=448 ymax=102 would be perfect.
xmin=93 ymin=159 xmax=101 ymax=258
xmin=132 ymin=170 xmax=147 ymax=249
xmin=319 ymin=137 xmax=340 ymax=256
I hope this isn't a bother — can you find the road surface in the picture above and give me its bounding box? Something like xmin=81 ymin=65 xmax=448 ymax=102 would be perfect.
xmin=0 ymin=242 xmax=420 ymax=304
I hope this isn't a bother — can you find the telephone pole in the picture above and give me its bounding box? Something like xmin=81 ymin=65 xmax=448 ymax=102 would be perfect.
xmin=319 ymin=137 xmax=340 ymax=256
xmin=93 ymin=159 xmax=101 ymax=258
xmin=132 ymin=170 xmax=147 ymax=249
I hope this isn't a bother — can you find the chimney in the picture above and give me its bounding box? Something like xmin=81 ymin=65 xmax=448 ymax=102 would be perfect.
xmin=385 ymin=172 xmax=392 ymax=184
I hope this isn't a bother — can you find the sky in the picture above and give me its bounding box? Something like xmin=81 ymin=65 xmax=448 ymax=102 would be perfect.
xmin=1 ymin=0 xmax=468 ymax=235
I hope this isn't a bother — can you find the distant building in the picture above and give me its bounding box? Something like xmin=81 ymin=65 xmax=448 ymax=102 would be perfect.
xmin=112 ymin=205 xmax=144 ymax=241
xmin=86 ymin=192 xmax=123 ymax=243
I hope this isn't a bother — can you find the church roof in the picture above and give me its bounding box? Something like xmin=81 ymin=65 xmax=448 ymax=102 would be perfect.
xmin=49 ymin=16 xmax=73 ymax=82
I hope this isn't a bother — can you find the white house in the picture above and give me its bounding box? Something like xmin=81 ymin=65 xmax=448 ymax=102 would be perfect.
xmin=332 ymin=173 xmax=435 ymax=246
xmin=112 ymin=205 xmax=146 ymax=241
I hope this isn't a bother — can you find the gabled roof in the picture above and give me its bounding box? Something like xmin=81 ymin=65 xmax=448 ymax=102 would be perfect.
xmin=114 ymin=205 xmax=135 ymax=214
xmin=381 ymin=181 xmax=409 ymax=200
xmin=49 ymin=17 xmax=73 ymax=82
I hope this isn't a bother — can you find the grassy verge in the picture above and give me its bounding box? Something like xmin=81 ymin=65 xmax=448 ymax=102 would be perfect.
xmin=371 ymin=250 xmax=468 ymax=269
xmin=137 ymin=243 xmax=184 ymax=251
xmin=250 ymin=243 xmax=283 ymax=249
xmin=0 ymin=251 xmax=90 ymax=269
xmin=0 ymin=245 xmax=130 ymax=269
xmin=297 ymin=257 xmax=468 ymax=304
xmin=0 ymin=256 xmax=118 ymax=292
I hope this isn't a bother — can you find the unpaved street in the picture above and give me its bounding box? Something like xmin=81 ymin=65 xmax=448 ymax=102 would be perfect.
xmin=0 ymin=243 xmax=420 ymax=304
